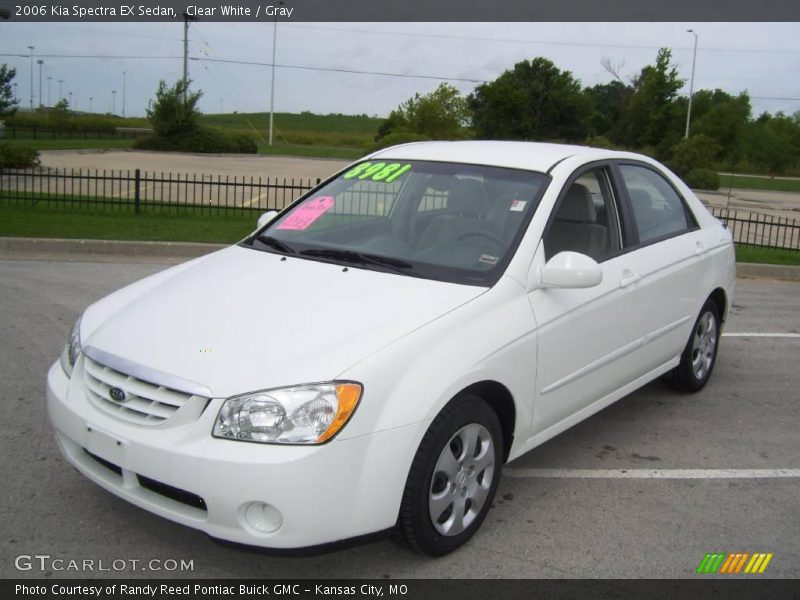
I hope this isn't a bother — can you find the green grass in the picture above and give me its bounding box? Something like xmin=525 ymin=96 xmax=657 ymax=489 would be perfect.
xmin=201 ymin=111 xmax=382 ymax=135
xmin=0 ymin=203 xmax=255 ymax=244
xmin=720 ymin=174 xmax=800 ymax=193
xmin=735 ymin=244 xmax=800 ymax=266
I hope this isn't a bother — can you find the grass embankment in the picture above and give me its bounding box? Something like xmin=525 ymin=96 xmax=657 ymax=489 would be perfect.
xmin=735 ymin=244 xmax=800 ymax=266
xmin=4 ymin=111 xmax=380 ymax=158
xmin=720 ymin=174 xmax=800 ymax=194
xmin=0 ymin=204 xmax=254 ymax=244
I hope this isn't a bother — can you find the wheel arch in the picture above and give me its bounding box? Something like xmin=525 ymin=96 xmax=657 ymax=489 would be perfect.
xmin=709 ymin=287 xmax=728 ymax=324
xmin=458 ymin=380 xmax=516 ymax=462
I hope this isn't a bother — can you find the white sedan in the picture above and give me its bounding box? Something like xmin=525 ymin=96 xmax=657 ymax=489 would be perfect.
xmin=47 ymin=141 xmax=735 ymax=556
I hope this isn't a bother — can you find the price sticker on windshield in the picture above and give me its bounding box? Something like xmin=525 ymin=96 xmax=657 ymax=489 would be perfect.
xmin=343 ymin=162 xmax=412 ymax=183
xmin=276 ymin=196 xmax=335 ymax=230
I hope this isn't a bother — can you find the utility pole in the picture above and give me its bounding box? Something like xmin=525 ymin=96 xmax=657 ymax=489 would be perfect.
xmin=684 ymin=29 xmax=699 ymax=139
xmin=46 ymin=76 xmax=52 ymax=107
xmin=122 ymin=71 xmax=126 ymax=117
xmin=37 ymin=59 xmax=43 ymax=108
xmin=269 ymin=2 xmax=284 ymax=146
xmin=181 ymin=12 xmax=196 ymax=102
xmin=27 ymin=46 xmax=34 ymax=110
xmin=111 ymin=90 xmax=116 ymax=114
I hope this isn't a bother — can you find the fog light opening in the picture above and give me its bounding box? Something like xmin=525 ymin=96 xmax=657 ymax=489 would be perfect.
xmin=243 ymin=502 xmax=283 ymax=534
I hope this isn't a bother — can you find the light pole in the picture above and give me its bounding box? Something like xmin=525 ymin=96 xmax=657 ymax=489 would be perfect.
xmin=122 ymin=71 xmax=126 ymax=117
xmin=46 ymin=76 xmax=52 ymax=107
xmin=684 ymin=29 xmax=698 ymax=139
xmin=57 ymin=79 xmax=63 ymax=103
xmin=13 ymin=82 xmax=18 ymax=103
xmin=268 ymin=1 xmax=284 ymax=146
xmin=89 ymin=96 xmax=93 ymax=113
xmin=111 ymin=90 xmax=116 ymax=114
xmin=68 ymin=90 xmax=72 ymax=109
xmin=27 ymin=45 xmax=34 ymax=110
xmin=36 ymin=59 xmax=43 ymax=108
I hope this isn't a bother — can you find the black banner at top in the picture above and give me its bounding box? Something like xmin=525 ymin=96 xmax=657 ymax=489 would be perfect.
xmin=2 ymin=0 xmax=800 ymax=22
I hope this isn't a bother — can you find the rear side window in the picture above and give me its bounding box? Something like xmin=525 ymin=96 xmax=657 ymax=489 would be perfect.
xmin=618 ymin=165 xmax=692 ymax=244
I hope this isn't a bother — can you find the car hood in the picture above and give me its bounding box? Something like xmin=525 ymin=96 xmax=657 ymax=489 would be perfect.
xmin=82 ymin=246 xmax=486 ymax=398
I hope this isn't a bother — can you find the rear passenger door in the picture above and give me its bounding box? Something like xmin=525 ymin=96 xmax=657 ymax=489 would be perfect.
xmin=610 ymin=162 xmax=707 ymax=374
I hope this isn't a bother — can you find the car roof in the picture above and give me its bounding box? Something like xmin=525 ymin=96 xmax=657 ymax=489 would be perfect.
xmin=370 ymin=140 xmax=627 ymax=173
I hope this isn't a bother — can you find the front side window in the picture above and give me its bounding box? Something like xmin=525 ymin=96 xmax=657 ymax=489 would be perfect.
xmin=245 ymin=160 xmax=548 ymax=286
xmin=619 ymin=164 xmax=693 ymax=245
xmin=543 ymin=168 xmax=621 ymax=262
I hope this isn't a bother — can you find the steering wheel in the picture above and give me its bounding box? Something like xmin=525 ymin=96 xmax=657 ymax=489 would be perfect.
xmin=455 ymin=230 xmax=506 ymax=246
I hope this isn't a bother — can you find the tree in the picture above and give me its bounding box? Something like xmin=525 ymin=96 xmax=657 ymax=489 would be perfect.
xmin=691 ymin=90 xmax=751 ymax=163
xmin=468 ymin=58 xmax=592 ymax=142
xmin=146 ymin=79 xmax=202 ymax=139
xmin=0 ymin=64 xmax=18 ymax=116
xmin=670 ymin=134 xmax=721 ymax=177
xmin=377 ymin=83 xmax=469 ymax=141
xmin=585 ymin=80 xmax=633 ymax=138
xmin=616 ymin=49 xmax=685 ymax=150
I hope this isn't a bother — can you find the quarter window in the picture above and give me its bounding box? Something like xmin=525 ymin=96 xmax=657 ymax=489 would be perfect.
xmin=619 ymin=165 xmax=692 ymax=244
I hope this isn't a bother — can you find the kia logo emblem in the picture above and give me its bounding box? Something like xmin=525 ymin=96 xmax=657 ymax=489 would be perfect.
xmin=109 ymin=387 xmax=127 ymax=403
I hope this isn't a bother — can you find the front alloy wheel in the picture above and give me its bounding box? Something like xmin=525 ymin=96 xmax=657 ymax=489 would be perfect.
xmin=394 ymin=394 xmax=503 ymax=556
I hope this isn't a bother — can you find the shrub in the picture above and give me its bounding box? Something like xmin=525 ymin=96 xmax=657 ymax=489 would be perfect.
xmin=133 ymin=126 xmax=257 ymax=154
xmin=0 ymin=144 xmax=40 ymax=168
xmin=684 ymin=168 xmax=720 ymax=190
xmin=368 ymin=131 xmax=430 ymax=153
xmin=670 ymin=134 xmax=721 ymax=177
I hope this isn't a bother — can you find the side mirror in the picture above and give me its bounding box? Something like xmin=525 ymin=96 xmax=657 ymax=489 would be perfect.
xmin=540 ymin=251 xmax=602 ymax=289
xmin=257 ymin=210 xmax=279 ymax=229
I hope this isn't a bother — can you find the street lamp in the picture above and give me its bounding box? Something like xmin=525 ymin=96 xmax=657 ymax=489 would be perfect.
xmin=684 ymin=29 xmax=698 ymax=139
xmin=89 ymin=96 xmax=93 ymax=113
xmin=68 ymin=90 xmax=72 ymax=109
xmin=13 ymin=82 xmax=18 ymax=103
xmin=111 ymin=90 xmax=116 ymax=114
xmin=27 ymin=45 xmax=34 ymax=110
xmin=268 ymin=1 xmax=285 ymax=146
xmin=122 ymin=71 xmax=126 ymax=117
xmin=36 ymin=59 xmax=43 ymax=108
xmin=46 ymin=76 xmax=52 ymax=107
xmin=57 ymin=79 xmax=63 ymax=103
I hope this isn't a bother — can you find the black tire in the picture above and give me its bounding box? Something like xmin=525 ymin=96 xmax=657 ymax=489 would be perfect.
xmin=393 ymin=394 xmax=504 ymax=556
xmin=665 ymin=298 xmax=721 ymax=392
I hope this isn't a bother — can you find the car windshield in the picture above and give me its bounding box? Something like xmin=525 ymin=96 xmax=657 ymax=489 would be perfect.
xmin=244 ymin=160 xmax=549 ymax=286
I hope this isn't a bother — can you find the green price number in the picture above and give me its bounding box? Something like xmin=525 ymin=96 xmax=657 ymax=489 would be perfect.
xmin=343 ymin=162 xmax=412 ymax=183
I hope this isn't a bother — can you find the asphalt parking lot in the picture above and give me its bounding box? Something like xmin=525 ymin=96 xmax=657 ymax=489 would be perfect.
xmin=0 ymin=257 xmax=798 ymax=579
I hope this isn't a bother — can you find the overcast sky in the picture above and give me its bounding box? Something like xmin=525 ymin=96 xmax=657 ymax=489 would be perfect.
xmin=1 ymin=22 xmax=799 ymax=121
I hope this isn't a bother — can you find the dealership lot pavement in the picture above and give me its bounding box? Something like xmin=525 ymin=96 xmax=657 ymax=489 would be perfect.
xmin=1 ymin=258 xmax=798 ymax=579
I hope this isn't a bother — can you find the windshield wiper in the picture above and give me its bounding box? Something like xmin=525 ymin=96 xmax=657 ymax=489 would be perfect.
xmin=253 ymin=234 xmax=296 ymax=255
xmin=300 ymin=248 xmax=414 ymax=275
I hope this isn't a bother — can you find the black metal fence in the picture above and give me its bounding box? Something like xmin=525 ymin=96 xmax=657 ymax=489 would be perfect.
xmin=709 ymin=207 xmax=800 ymax=251
xmin=0 ymin=167 xmax=319 ymax=215
xmin=2 ymin=166 xmax=800 ymax=251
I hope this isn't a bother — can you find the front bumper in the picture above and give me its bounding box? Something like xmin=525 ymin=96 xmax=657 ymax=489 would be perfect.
xmin=46 ymin=359 xmax=428 ymax=548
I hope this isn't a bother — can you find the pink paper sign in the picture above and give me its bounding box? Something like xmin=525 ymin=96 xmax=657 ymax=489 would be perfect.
xmin=276 ymin=196 xmax=335 ymax=230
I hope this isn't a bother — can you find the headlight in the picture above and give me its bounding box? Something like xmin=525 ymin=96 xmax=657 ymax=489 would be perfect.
xmin=213 ymin=382 xmax=362 ymax=445
xmin=59 ymin=316 xmax=82 ymax=377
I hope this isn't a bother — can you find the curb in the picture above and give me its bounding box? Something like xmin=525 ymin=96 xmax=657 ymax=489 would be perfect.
xmin=736 ymin=262 xmax=800 ymax=282
xmin=1 ymin=237 xmax=799 ymax=281
xmin=0 ymin=237 xmax=226 ymax=264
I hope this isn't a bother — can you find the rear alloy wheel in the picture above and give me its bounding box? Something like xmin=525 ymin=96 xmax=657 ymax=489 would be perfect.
xmin=666 ymin=298 xmax=721 ymax=392
xmin=394 ymin=394 xmax=503 ymax=556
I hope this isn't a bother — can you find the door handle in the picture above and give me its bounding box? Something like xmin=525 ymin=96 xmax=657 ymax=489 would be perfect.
xmin=620 ymin=269 xmax=641 ymax=288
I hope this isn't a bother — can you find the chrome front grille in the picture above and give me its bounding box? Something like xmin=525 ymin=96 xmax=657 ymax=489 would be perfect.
xmin=83 ymin=355 xmax=207 ymax=425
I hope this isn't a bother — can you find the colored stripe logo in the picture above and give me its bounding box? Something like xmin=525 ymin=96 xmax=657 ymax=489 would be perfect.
xmin=697 ymin=552 xmax=773 ymax=574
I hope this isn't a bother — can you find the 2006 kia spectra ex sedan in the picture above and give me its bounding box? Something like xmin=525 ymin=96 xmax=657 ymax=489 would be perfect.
xmin=47 ymin=141 xmax=735 ymax=555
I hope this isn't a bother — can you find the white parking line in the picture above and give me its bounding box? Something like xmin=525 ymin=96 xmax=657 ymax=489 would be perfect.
xmin=504 ymin=468 xmax=800 ymax=479
xmin=723 ymin=333 xmax=800 ymax=338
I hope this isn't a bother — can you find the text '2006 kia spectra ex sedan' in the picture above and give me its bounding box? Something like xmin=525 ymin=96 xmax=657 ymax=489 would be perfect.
xmin=47 ymin=141 xmax=735 ymax=555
